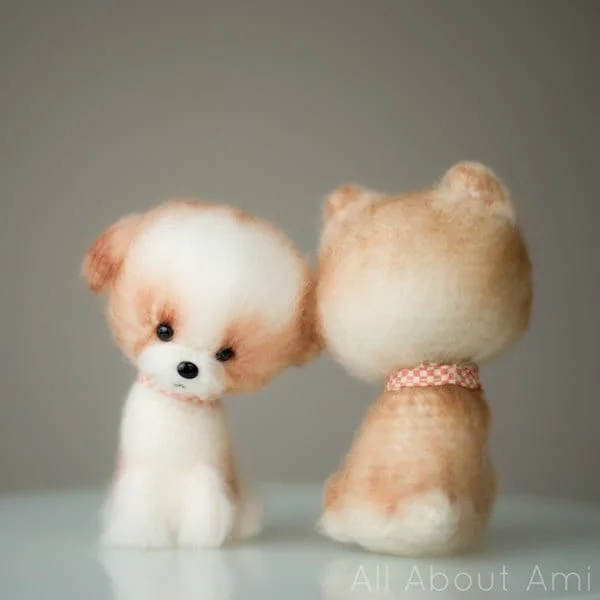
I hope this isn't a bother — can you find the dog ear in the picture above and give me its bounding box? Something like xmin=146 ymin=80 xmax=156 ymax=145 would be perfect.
xmin=437 ymin=161 xmax=515 ymax=223
xmin=324 ymin=183 xmax=369 ymax=221
xmin=82 ymin=213 xmax=143 ymax=293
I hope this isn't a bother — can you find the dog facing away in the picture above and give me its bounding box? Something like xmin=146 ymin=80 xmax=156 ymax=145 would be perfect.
xmin=317 ymin=163 xmax=532 ymax=556
xmin=83 ymin=200 xmax=318 ymax=548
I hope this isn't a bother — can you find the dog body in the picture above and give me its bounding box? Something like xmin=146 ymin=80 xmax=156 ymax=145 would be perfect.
xmin=317 ymin=163 xmax=532 ymax=555
xmin=105 ymin=381 xmax=250 ymax=548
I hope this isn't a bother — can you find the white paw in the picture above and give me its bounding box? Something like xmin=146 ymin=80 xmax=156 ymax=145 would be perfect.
xmin=231 ymin=490 xmax=263 ymax=540
xmin=177 ymin=466 xmax=234 ymax=548
xmin=102 ymin=521 xmax=172 ymax=549
xmin=102 ymin=470 xmax=171 ymax=549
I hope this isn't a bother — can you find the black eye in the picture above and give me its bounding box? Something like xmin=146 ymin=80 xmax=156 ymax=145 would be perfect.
xmin=156 ymin=323 xmax=174 ymax=342
xmin=215 ymin=347 xmax=235 ymax=362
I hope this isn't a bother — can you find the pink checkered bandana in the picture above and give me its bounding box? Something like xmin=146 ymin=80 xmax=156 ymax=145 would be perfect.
xmin=385 ymin=362 xmax=481 ymax=391
xmin=137 ymin=373 xmax=219 ymax=406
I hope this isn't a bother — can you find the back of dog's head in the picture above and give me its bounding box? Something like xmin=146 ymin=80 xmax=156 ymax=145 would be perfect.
xmin=317 ymin=163 xmax=533 ymax=381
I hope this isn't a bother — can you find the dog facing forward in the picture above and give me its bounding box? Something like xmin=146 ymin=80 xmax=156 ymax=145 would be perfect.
xmin=83 ymin=200 xmax=318 ymax=548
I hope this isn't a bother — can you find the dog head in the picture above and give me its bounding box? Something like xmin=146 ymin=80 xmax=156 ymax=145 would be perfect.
xmin=317 ymin=163 xmax=533 ymax=380
xmin=84 ymin=200 xmax=319 ymax=398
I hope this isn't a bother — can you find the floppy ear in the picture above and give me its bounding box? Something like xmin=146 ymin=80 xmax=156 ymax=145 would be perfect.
xmin=82 ymin=213 xmax=143 ymax=293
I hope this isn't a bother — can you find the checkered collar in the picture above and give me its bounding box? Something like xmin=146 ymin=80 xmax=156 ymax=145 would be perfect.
xmin=385 ymin=362 xmax=481 ymax=391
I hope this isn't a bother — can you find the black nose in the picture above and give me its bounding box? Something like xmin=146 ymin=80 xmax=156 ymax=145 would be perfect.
xmin=177 ymin=361 xmax=199 ymax=379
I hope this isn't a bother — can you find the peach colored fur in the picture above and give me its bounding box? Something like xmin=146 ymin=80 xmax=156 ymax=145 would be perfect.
xmin=317 ymin=163 xmax=532 ymax=556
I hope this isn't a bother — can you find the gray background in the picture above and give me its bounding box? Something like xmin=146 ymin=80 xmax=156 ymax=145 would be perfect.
xmin=1 ymin=0 xmax=598 ymax=501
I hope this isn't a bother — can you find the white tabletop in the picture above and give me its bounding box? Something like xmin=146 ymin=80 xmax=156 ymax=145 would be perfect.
xmin=1 ymin=485 xmax=598 ymax=599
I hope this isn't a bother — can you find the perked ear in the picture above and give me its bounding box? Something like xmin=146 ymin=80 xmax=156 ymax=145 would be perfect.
xmin=438 ymin=161 xmax=516 ymax=222
xmin=82 ymin=213 xmax=143 ymax=293
xmin=324 ymin=183 xmax=374 ymax=221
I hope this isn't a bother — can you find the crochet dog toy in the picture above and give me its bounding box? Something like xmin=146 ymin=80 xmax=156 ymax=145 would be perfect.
xmin=83 ymin=199 xmax=318 ymax=548
xmin=316 ymin=163 xmax=532 ymax=555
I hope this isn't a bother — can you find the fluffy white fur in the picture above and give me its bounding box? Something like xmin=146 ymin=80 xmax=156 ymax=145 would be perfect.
xmin=103 ymin=384 xmax=258 ymax=548
xmin=128 ymin=209 xmax=303 ymax=326
xmin=122 ymin=209 xmax=304 ymax=397
xmin=320 ymin=491 xmax=478 ymax=556
xmin=137 ymin=344 xmax=226 ymax=399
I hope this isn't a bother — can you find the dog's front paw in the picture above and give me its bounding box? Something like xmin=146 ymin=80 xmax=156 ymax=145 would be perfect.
xmin=177 ymin=466 xmax=234 ymax=548
xmin=231 ymin=489 xmax=263 ymax=540
xmin=102 ymin=470 xmax=172 ymax=548
xmin=102 ymin=518 xmax=172 ymax=549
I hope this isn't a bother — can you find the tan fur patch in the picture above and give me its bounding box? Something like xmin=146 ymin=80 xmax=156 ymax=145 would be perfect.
xmin=324 ymin=386 xmax=494 ymax=522
xmin=317 ymin=179 xmax=532 ymax=368
xmin=106 ymin=274 xmax=183 ymax=361
xmin=325 ymin=184 xmax=366 ymax=220
xmin=82 ymin=213 xmax=143 ymax=293
xmin=221 ymin=305 xmax=310 ymax=393
xmin=222 ymin=447 xmax=239 ymax=499
xmin=442 ymin=162 xmax=509 ymax=206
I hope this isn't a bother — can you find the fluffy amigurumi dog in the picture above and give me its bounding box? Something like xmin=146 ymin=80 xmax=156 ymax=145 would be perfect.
xmin=316 ymin=162 xmax=532 ymax=556
xmin=83 ymin=199 xmax=318 ymax=548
